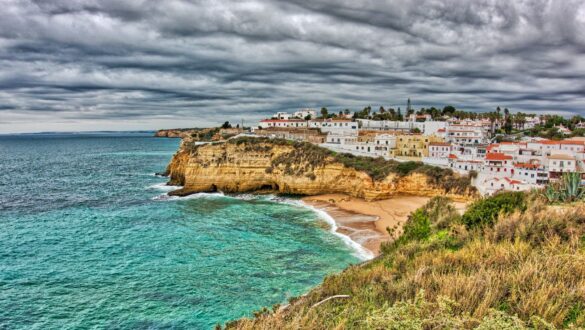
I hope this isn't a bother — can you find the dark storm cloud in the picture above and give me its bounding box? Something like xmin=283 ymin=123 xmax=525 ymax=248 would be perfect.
xmin=0 ymin=0 xmax=584 ymax=132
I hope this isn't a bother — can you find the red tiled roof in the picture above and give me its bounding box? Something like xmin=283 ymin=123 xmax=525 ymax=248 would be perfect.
xmin=514 ymin=163 xmax=539 ymax=169
xmin=500 ymin=142 xmax=527 ymax=146
xmin=560 ymin=141 xmax=585 ymax=145
xmin=486 ymin=152 xmax=513 ymax=161
xmin=504 ymin=177 xmax=522 ymax=185
xmin=486 ymin=144 xmax=499 ymax=151
xmin=536 ymin=140 xmax=561 ymax=145
xmin=448 ymin=154 xmax=458 ymax=159
xmin=429 ymin=142 xmax=451 ymax=146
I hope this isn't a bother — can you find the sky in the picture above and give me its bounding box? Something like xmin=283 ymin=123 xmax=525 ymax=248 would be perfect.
xmin=1 ymin=0 xmax=585 ymax=133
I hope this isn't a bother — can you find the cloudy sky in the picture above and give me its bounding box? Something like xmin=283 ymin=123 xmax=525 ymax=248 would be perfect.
xmin=1 ymin=0 xmax=585 ymax=133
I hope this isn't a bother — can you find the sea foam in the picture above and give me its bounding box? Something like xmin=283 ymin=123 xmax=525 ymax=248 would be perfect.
xmin=151 ymin=191 xmax=226 ymax=201
xmin=147 ymin=182 xmax=182 ymax=192
xmin=148 ymin=188 xmax=373 ymax=260
xmin=298 ymin=202 xmax=375 ymax=261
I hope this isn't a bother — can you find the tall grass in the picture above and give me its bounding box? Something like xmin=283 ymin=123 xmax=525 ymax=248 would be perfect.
xmin=226 ymin=192 xmax=585 ymax=329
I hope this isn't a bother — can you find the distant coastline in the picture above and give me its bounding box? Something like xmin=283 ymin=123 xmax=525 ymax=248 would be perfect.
xmin=0 ymin=130 xmax=156 ymax=136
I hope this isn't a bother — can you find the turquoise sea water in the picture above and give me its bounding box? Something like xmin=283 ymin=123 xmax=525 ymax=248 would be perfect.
xmin=0 ymin=133 xmax=360 ymax=329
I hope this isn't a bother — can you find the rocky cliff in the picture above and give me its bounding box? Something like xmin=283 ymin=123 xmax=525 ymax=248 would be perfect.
xmin=165 ymin=138 xmax=476 ymax=201
xmin=154 ymin=127 xmax=219 ymax=139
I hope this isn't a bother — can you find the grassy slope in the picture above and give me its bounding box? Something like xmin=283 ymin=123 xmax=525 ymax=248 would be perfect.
xmin=226 ymin=193 xmax=585 ymax=329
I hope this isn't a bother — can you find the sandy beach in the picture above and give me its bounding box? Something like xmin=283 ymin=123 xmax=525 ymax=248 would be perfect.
xmin=303 ymin=194 xmax=467 ymax=256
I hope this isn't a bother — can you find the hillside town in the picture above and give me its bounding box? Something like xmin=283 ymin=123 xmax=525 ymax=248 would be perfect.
xmin=245 ymin=104 xmax=585 ymax=196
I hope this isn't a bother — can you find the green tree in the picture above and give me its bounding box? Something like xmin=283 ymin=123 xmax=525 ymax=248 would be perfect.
xmin=442 ymin=105 xmax=456 ymax=116
xmin=320 ymin=107 xmax=328 ymax=119
xmin=221 ymin=121 xmax=232 ymax=129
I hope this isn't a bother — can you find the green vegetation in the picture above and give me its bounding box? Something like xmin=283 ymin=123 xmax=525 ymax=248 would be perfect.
xmin=461 ymin=192 xmax=526 ymax=228
xmin=542 ymin=173 xmax=585 ymax=203
xmin=526 ymin=115 xmax=585 ymax=139
xmin=226 ymin=192 xmax=585 ymax=329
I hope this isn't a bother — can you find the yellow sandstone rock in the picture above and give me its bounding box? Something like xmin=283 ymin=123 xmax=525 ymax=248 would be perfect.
xmin=166 ymin=139 xmax=475 ymax=202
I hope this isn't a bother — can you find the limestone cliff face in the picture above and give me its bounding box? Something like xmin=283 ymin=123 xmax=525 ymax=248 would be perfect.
xmin=165 ymin=139 xmax=476 ymax=201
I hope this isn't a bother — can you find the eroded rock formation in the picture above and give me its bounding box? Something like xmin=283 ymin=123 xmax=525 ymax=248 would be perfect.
xmin=165 ymin=138 xmax=476 ymax=201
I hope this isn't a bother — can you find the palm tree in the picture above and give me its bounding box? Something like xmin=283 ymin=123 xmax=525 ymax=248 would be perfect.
xmin=515 ymin=112 xmax=527 ymax=130
xmin=488 ymin=112 xmax=497 ymax=137
xmin=503 ymin=108 xmax=513 ymax=134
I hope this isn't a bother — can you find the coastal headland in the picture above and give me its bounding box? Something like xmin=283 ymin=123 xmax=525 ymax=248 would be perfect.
xmin=164 ymin=137 xmax=477 ymax=201
xmin=163 ymin=136 xmax=476 ymax=255
xmin=160 ymin=134 xmax=585 ymax=329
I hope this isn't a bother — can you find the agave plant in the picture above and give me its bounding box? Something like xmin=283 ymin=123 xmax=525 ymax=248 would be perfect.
xmin=559 ymin=172 xmax=584 ymax=202
xmin=541 ymin=172 xmax=585 ymax=203
xmin=541 ymin=183 xmax=559 ymax=203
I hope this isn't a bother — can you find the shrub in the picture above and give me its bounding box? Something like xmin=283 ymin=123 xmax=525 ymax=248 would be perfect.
xmin=333 ymin=153 xmax=401 ymax=181
xmin=423 ymin=196 xmax=460 ymax=230
xmin=401 ymin=209 xmax=431 ymax=241
xmin=462 ymin=192 xmax=526 ymax=229
xmin=395 ymin=161 xmax=423 ymax=176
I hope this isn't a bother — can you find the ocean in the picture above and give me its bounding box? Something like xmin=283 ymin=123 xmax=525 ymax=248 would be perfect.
xmin=0 ymin=133 xmax=361 ymax=329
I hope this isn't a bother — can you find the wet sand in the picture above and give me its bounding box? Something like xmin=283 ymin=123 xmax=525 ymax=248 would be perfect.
xmin=303 ymin=194 xmax=467 ymax=256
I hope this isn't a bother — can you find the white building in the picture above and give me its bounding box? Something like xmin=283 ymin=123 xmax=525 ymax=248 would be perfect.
xmin=523 ymin=116 xmax=541 ymax=129
xmin=547 ymin=153 xmax=577 ymax=174
xmin=325 ymin=131 xmax=358 ymax=145
xmin=445 ymin=119 xmax=489 ymax=145
xmin=480 ymin=177 xmax=532 ymax=196
xmin=356 ymin=119 xmax=446 ymax=136
xmin=293 ymin=109 xmax=317 ymax=119
xmin=272 ymin=112 xmax=290 ymax=120
xmin=322 ymin=133 xmax=396 ymax=158
xmin=258 ymin=119 xmax=307 ymax=129
xmin=428 ymin=142 xmax=452 ymax=158
xmin=309 ymin=119 xmax=358 ymax=133
xmin=511 ymin=163 xmax=548 ymax=185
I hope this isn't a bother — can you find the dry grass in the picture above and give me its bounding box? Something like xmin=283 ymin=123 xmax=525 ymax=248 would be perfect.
xmin=225 ymin=195 xmax=585 ymax=329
